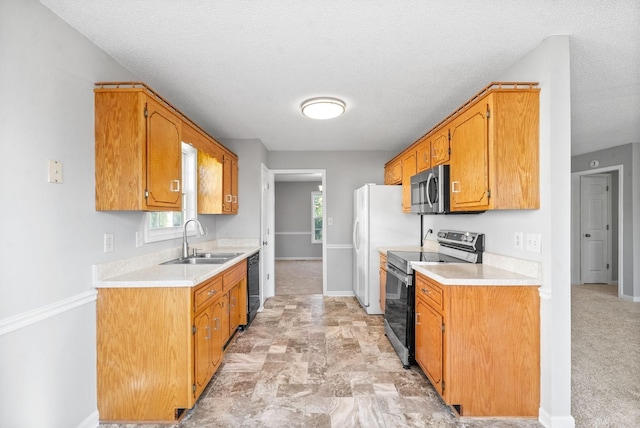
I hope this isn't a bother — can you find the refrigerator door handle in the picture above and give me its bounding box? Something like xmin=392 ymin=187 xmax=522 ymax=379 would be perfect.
xmin=353 ymin=219 xmax=360 ymax=250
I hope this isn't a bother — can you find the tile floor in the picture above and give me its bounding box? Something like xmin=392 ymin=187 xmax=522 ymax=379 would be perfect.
xmin=170 ymin=294 xmax=542 ymax=428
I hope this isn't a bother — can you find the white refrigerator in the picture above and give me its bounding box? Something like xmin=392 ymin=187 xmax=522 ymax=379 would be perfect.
xmin=352 ymin=184 xmax=419 ymax=314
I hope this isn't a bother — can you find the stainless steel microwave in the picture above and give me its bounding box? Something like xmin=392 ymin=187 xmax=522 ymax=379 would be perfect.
xmin=410 ymin=164 xmax=450 ymax=214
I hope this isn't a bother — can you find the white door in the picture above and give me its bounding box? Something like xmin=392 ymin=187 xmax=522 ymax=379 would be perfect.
xmin=260 ymin=164 xmax=274 ymax=302
xmin=580 ymin=174 xmax=610 ymax=284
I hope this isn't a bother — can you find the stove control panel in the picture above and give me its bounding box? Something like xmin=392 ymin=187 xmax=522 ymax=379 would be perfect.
xmin=437 ymin=230 xmax=485 ymax=252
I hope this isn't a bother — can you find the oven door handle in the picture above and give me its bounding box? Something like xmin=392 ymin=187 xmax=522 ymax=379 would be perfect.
xmin=386 ymin=263 xmax=412 ymax=286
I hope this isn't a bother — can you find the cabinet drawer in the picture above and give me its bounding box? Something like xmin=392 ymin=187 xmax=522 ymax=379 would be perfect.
xmin=193 ymin=276 xmax=222 ymax=313
xmin=223 ymin=259 xmax=247 ymax=291
xmin=416 ymin=275 xmax=444 ymax=312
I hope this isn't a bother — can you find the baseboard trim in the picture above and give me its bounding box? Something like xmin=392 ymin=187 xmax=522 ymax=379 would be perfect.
xmin=0 ymin=290 xmax=97 ymax=336
xmin=326 ymin=291 xmax=356 ymax=297
xmin=275 ymin=257 xmax=323 ymax=261
xmin=76 ymin=410 xmax=99 ymax=428
xmin=539 ymin=407 xmax=575 ymax=428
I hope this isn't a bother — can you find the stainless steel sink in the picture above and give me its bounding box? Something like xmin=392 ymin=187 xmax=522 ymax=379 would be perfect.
xmin=161 ymin=252 xmax=243 ymax=265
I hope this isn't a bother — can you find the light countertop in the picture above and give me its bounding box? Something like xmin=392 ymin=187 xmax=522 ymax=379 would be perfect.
xmin=94 ymin=245 xmax=260 ymax=288
xmin=412 ymin=262 xmax=539 ymax=286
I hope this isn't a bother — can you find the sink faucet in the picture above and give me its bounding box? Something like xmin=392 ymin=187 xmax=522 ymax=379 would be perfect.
xmin=183 ymin=218 xmax=205 ymax=258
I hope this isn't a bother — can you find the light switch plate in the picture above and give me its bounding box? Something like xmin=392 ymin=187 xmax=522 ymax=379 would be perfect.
xmin=48 ymin=160 xmax=63 ymax=183
xmin=104 ymin=233 xmax=114 ymax=253
xmin=514 ymin=232 xmax=524 ymax=250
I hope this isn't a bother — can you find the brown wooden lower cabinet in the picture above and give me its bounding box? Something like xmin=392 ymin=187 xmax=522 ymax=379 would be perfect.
xmin=414 ymin=272 xmax=540 ymax=417
xmin=96 ymin=260 xmax=247 ymax=423
xmin=379 ymin=253 xmax=387 ymax=312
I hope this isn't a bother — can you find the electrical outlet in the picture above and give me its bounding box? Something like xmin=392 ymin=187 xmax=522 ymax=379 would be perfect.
xmin=526 ymin=233 xmax=541 ymax=253
xmin=514 ymin=232 xmax=523 ymax=250
xmin=48 ymin=160 xmax=63 ymax=183
xmin=104 ymin=233 xmax=114 ymax=253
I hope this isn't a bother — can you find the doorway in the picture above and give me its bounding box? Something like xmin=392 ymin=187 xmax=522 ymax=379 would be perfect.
xmin=261 ymin=167 xmax=327 ymax=300
xmin=571 ymin=166 xmax=623 ymax=297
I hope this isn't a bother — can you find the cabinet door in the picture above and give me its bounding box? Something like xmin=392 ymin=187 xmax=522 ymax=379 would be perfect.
xmin=218 ymin=293 xmax=230 ymax=345
xmin=211 ymin=299 xmax=225 ymax=368
xmin=145 ymin=97 xmax=182 ymax=210
xmin=197 ymin=149 xmax=224 ymax=214
xmin=384 ymin=158 xmax=402 ymax=184
xmin=449 ymin=100 xmax=490 ymax=211
xmin=418 ymin=299 xmax=445 ymax=396
xmin=231 ymin=157 xmax=239 ymax=213
xmin=430 ymin=129 xmax=450 ymax=167
xmin=222 ymin=155 xmax=238 ymax=214
xmin=193 ymin=307 xmax=214 ymax=398
xmin=401 ymin=150 xmax=416 ymax=212
xmin=416 ymin=138 xmax=431 ymax=173
xmin=228 ymin=284 xmax=240 ymax=334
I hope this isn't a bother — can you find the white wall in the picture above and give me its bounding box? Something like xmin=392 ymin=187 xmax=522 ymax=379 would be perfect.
xmin=216 ymin=138 xmax=269 ymax=239
xmin=0 ymin=1 xmax=215 ymax=427
xmin=274 ymin=181 xmax=323 ymax=259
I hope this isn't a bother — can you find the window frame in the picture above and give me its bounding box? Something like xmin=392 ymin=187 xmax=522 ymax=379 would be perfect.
xmin=311 ymin=190 xmax=323 ymax=244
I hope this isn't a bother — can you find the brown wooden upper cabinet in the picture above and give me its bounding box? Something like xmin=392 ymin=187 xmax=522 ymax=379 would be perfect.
xmin=401 ymin=149 xmax=417 ymax=212
xmin=95 ymin=82 xmax=239 ymax=214
xmin=386 ymin=82 xmax=540 ymax=213
xmin=384 ymin=157 xmax=402 ymax=185
xmin=182 ymin=121 xmax=238 ymax=215
xmin=416 ymin=128 xmax=450 ymax=174
xmin=449 ymin=88 xmax=539 ymax=211
xmin=223 ymin=155 xmax=239 ymax=214
xmin=95 ymin=87 xmax=182 ymax=211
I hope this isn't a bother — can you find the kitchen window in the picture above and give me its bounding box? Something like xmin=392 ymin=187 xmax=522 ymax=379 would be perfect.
xmin=144 ymin=143 xmax=197 ymax=243
xmin=311 ymin=190 xmax=322 ymax=243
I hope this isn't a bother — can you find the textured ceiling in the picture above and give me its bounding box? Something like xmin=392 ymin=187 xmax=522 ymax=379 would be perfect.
xmin=40 ymin=0 xmax=640 ymax=156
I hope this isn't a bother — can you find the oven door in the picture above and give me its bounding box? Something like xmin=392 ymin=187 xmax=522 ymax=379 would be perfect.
xmin=384 ymin=263 xmax=414 ymax=360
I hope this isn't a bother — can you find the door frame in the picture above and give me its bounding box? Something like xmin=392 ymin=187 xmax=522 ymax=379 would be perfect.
xmin=571 ymin=165 xmax=624 ymax=298
xmin=261 ymin=167 xmax=327 ymax=299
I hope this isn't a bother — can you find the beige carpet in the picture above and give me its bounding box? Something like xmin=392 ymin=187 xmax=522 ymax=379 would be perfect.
xmin=572 ymin=283 xmax=640 ymax=427
xmin=275 ymin=260 xmax=323 ymax=295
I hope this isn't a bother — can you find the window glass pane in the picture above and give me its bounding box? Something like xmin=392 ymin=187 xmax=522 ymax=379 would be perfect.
xmin=311 ymin=191 xmax=323 ymax=244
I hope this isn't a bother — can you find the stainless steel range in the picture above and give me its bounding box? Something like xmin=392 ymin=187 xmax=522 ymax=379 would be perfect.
xmin=384 ymin=230 xmax=484 ymax=368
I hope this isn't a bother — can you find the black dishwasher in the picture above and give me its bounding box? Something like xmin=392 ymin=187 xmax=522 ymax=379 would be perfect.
xmin=243 ymin=252 xmax=260 ymax=329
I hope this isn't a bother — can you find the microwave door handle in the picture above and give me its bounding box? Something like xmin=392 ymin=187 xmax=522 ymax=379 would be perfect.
xmin=426 ymin=172 xmax=435 ymax=208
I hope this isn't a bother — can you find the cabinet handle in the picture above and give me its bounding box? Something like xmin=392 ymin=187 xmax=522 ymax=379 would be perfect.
xmin=416 ymin=312 xmax=421 ymax=325
xmin=214 ymin=317 xmax=220 ymax=331
xmin=205 ymin=325 xmax=211 ymax=340
xmin=421 ymin=288 xmax=429 ymax=294
xmin=232 ymin=195 xmax=237 ymax=203
xmin=451 ymin=181 xmax=460 ymax=193
xmin=170 ymin=179 xmax=181 ymax=192
xmin=207 ymin=289 xmax=217 ymax=296
xmin=225 ymin=194 xmax=232 ymax=203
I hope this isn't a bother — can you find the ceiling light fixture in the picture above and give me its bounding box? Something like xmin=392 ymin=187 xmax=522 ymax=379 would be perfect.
xmin=301 ymin=97 xmax=346 ymax=120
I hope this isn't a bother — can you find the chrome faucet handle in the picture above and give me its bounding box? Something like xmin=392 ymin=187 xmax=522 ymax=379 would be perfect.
xmin=191 ymin=248 xmax=200 ymax=257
